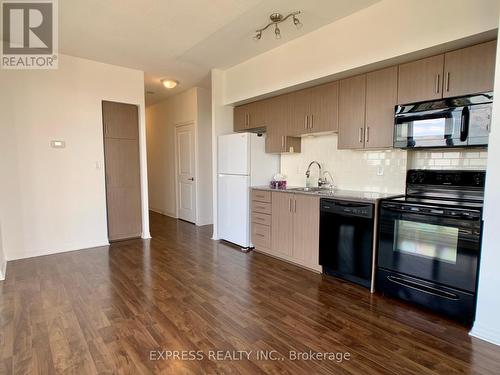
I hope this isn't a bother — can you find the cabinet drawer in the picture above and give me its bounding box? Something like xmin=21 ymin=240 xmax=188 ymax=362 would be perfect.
xmin=251 ymin=190 xmax=271 ymax=203
xmin=252 ymin=212 xmax=271 ymax=226
xmin=252 ymin=223 xmax=271 ymax=249
xmin=252 ymin=201 xmax=272 ymax=214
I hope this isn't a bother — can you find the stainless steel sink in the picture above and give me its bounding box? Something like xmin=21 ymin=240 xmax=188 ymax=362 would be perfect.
xmin=289 ymin=187 xmax=332 ymax=193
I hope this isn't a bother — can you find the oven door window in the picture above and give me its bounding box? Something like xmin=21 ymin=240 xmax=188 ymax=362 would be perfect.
xmin=394 ymin=220 xmax=459 ymax=264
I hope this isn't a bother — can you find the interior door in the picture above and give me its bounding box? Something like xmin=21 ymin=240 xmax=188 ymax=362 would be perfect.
xmin=102 ymin=101 xmax=142 ymax=241
xmin=176 ymin=124 xmax=196 ymax=223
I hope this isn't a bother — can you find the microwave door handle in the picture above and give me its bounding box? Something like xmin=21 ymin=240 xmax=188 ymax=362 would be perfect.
xmin=460 ymin=106 xmax=470 ymax=142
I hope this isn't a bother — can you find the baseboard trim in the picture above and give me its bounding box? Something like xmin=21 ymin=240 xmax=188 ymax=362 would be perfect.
xmin=149 ymin=208 xmax=177 ymax=219
xmin=470 ymin=322 xmax=500 ymax=347
xmin=7 ymin=240 xmax=110 ymax=261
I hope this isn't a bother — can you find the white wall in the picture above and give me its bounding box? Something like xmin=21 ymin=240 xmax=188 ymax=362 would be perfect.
xmin=0 ymin=54 xmax=150 ymax=261
xmin=211 ymin=69 xmax=234 ymax=239
xmin=0 ymin=223 xmax=6 ymax=280
xmin=146 ymin=87 xmax=213 ymax=225
xmin=223 ymin=0 xmax=499 ymax=104
xmin=470 ymin=17 xmax=500 ymax=346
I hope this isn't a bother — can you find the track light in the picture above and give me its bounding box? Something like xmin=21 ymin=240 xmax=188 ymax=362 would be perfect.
xmin=274 ymin=24 xmax=281 ymax=39
xmin=254 ymin=11 xmax=302 ymax=41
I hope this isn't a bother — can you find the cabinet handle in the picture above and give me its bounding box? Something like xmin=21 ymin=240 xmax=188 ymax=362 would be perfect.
xmin=281 ymin=135 xmax=284 ymax=149
xmin=435 ymin=74 xmax=440 ymax=94
xmin=366 ymin=126 xmax=370 ymax=143
xmin=288 ymin=198 xmax=292 ymax=212
xmin=359 ymin=128 xmax=364 ymax=143
xmin=293 ymin=199 xmax=297 ymax=213
xmin=445 ymin=72 xmax=450 ymax=92
xmin=310 ymin=115 xmax=313 ymax=129
xmin=304 ymin=116 xmax=308 ymax=129
xmin=247 ymin=113 xmax=251 ymax=127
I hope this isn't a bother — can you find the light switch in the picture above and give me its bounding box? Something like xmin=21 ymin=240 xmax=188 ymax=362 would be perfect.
xmin=50 ymin=140 xmax=66 ymax=149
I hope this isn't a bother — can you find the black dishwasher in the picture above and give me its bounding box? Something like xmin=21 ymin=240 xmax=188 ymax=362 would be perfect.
xmin=319 ymin=199 xmax=374 ymax=288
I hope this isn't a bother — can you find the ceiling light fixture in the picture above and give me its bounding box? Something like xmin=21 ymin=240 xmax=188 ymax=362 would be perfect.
xmin=161 ymin=79 xmax=179 ymax=89
xmin=254 ymin=11 xmax=302 ymax=41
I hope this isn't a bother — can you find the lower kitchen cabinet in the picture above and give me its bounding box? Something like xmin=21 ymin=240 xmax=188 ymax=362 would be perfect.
xmin=265 ymin=191 xmax=321 ymax=272
xmin=291 ymin=194 xmax=320 ymax=270
xmin=271 ymin=192 xmax=294 ymax=257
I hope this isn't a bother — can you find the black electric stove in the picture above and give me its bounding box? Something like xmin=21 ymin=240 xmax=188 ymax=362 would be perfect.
xmin=376 ymin=169 xmax=486 ymax=324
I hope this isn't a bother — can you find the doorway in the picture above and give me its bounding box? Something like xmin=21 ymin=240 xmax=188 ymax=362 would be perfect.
xmin=175 ymin=123 xmax=196 ymax=223
xmin=102 ymin=101 xmax=142 ymax=241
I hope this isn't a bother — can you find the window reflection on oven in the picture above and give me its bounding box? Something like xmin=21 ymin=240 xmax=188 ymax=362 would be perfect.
xmin=393 ymin=220 xmax=459 ymax=264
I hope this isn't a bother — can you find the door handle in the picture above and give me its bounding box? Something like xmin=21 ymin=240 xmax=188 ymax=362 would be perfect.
xmin=188 ymin=177 xmax=194 ymax=181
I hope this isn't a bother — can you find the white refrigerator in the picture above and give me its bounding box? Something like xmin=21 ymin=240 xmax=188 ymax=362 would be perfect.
xmin=218 ymin=133 xmax=279 ymax=248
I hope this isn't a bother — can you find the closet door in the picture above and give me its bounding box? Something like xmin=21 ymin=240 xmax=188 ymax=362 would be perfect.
xmin=102 ymin=101 xmax=142 ymax=241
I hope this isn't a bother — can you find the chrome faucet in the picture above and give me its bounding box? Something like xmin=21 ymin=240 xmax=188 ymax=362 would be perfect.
xmin=305 ymin=161 xmax=327 ymax=187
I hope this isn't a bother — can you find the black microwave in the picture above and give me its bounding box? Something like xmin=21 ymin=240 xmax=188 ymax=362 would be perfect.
xmin=394 ymin=93 xmax=492 ymax=149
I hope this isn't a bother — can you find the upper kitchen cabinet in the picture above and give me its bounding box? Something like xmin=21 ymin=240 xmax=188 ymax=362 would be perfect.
xmin=365 ymin=66 xmax=398 ymax=149
xmin=290 ymin=81 xmax=338 ymax=135
xmin=338 ymin=74 xmax=366 ymax=149
xmin=265 ymin=94 xmax=301 ymax=153
xmin=397 ymin=55 xmax=444 ymax=104
xmin=443 ymin=40 xmax=496 ymax=98
xmin=233 ymin=100 xmax=268 ymax=132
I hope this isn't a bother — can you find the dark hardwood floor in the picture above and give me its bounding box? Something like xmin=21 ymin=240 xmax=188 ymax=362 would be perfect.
xmin=1 ymin=211 xmax=499 ymax=374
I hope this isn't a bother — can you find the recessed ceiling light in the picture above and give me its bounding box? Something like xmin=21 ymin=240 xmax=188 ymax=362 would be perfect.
xmin=161 ymin=79 xmax=179 ymax=89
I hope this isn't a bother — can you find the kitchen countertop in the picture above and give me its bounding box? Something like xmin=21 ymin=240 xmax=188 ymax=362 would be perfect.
xmin=251 ymin=186 xmax=402 ymax=203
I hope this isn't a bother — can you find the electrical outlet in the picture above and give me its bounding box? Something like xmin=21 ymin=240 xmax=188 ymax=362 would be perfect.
xmin=377 ymin=166 xmax=384 ymax=176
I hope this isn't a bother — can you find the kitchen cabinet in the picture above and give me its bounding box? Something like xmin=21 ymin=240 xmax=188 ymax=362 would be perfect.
xmin=292 ymin=195 xmax=320 ymax=270
xmin=397 ymin=55 xmax=444 ymax=104
xmin=338 ymin=74 xmax=366 ymax=149
xmin=233 ymin=100 xmax=268 ymax=132
xmin=291 ymin=82 xmax=338 ymax=135
xmin=271 ymin=192 xmax=294 ymax=257
xmin=365 ymin=66 xmax=398 ymax=149
xmin=265 ymin=94 xmax=301 ymax=153
xmin=443 ymin=40 xmax=496 ymax=98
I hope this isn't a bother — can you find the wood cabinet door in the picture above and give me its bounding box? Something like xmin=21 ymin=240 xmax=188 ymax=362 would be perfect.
xmin=309 ymin=81 xmax=339 ymax=133
xmin=443 ymin=40 xmax=497 ymax=98
xmin=365 ymin=66 xmax=398 ymax=149
xmin=338 ymin=74 xmax=366 ymax=149
xmin=292 ymin=195 xmax=320 ymax=270
xmin=234 ymin=105 xmax=248 ymax=132
xmin=102 ymin=101 xmax=142 ymax=242
xmin=271 ymin=192 xmax=294 ymax=257
xmin=265 ymin=95 xmax=286 ymax=153
xmin=397 ymin=54 xmax=444 ymax=104
xmin=247 ymin=100 xmax=268 ymax=129
xmin=290 ymin=88 xmax=311 ymax=136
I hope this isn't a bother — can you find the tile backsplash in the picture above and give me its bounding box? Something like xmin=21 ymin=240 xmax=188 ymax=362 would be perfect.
xmin=280 ymin=134 xmax=488 ymax=194
xmin=281 ymin=134 xmax=407 ymax=194
xmin=408 ymin=149 xmax=488 ymax=170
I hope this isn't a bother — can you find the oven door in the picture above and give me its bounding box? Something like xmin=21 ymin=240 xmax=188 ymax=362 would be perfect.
xmin=394 ymin=106 xmax=469 ymax=148
xmin=378 ymin=204 xmax=481 ymax=292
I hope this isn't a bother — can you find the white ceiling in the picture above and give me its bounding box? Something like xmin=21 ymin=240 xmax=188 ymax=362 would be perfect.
xmin=60 ymin=0 xmax=381 ymax=105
